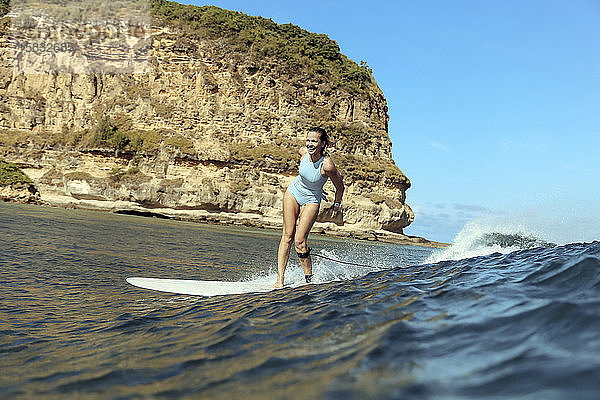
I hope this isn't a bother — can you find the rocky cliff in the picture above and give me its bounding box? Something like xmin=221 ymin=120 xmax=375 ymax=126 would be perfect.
xmin=0 ymin=1 xmax=424 ymax=244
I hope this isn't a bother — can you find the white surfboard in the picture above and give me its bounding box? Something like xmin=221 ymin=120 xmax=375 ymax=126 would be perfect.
xmin=126 ymin=277 xmax=277 ymax=296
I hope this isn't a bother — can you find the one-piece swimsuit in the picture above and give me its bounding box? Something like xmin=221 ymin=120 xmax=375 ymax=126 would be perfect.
xmin=287 ymin=153 xmax=328 ymax=206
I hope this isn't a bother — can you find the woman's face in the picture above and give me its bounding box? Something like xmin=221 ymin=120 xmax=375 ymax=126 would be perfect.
xmin=306 ymin=131 xmax=323 ymax=156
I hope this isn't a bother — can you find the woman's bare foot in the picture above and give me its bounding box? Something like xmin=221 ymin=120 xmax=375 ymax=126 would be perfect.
xmin=274 ymin=280 xmax=284 ymax=289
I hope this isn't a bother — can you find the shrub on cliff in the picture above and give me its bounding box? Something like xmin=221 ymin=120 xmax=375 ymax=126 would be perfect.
xmin=108 ymin=167 xmax=151 ymax=186
xmin=94 ymin=118 xmax=130 ymax=154
xmin=164 ymin=134 xmax=195 ymax=156
xmin=0 ymin=159 xmax=32 ymax=186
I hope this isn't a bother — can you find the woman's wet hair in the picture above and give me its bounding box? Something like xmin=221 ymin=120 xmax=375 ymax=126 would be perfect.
xmin=309 ymin=126 xmax=329 ymax=155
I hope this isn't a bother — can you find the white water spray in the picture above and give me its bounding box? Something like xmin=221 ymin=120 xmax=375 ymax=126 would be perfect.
xmin=428 ymin=207 xmax=600 ymax=263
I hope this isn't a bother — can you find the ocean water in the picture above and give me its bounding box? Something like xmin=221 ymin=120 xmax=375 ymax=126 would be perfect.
xmin=2 ymin=202 xmax=600 ymax=399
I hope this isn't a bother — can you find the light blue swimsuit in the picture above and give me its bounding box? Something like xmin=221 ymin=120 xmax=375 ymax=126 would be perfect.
xmin=288 ymin=153 xmax=329 ymax=206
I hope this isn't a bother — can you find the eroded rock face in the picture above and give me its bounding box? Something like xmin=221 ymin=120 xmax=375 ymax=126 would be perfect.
xmin=0 ymin=11 xmax=414 ymax=235
xmin=0 ymin=182 xmax=40 ymax=204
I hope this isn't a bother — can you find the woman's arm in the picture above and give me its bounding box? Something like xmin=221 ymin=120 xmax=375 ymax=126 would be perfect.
xmin=323 ymin=157 xmax=344 ymax=209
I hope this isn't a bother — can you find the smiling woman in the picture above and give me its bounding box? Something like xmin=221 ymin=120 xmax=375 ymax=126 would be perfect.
xmin=275 ymin=127 xmax=344 ymax=288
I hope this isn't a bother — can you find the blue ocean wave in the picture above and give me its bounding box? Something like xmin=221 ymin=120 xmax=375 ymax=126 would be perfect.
xmin=2 ymin=203 xmax=600 ymax=399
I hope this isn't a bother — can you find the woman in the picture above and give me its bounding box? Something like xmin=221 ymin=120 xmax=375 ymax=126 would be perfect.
xmin=274 ymin=127 xmax=344 ymax=288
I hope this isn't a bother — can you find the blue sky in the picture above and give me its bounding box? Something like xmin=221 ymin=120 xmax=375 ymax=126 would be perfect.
xmin=184 ymin=0 xmax=600 ymax=243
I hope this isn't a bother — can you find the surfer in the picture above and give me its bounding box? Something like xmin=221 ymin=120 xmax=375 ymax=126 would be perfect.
xmin=274 ymin=127 xmax=344 ymax=288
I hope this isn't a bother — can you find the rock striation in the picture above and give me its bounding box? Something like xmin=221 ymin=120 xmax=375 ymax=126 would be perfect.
xmin=0 ymin=1 xmax=433 ymax=245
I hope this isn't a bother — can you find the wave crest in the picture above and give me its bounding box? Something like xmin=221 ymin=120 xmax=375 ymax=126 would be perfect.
xmin=427 ymin=220 xmax=559 ymax=263
xmin=475 ymin=233 xmax=556 ymax=250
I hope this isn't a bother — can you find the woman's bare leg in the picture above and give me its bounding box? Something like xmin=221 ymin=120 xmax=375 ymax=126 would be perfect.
xmin=294 ymin=203 xmax=320 ymax=279
xmin=275 ymin=191 xmax=300 ymax=288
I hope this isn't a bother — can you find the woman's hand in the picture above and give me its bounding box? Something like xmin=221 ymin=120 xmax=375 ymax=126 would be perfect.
xmin=318 ymin=203 xmax=343 ymax=225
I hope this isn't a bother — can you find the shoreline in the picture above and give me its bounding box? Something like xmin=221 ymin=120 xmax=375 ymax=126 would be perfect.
xmin=1 ymin=191 xmax=450 ymax=249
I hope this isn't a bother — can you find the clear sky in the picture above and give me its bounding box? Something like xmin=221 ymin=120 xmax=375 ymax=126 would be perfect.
xmin=183 ymin=0 xmax=600 ymax=243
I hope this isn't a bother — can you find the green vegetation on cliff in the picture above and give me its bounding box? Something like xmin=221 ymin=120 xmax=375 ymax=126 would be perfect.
xmin=93 ymin=118 xmax=130 ymax=155
xmin=0 ymin=159 xmax=32 ymax=186
xmin=229 ymin=142 xmax=298 ymax=165
xmin=108 ymin=167 xmax=151 ymax=186
xmin=336 ymin=154 xmax=410 ymax=187
xmin=150 ymin=0 xmax=374 ymax=96
xmin=85 ymin=119 xmax=177 ymax=156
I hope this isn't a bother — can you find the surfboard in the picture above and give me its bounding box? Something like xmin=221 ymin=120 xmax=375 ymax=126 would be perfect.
xmin=126 ymin=277 xmax=276 ymax=296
